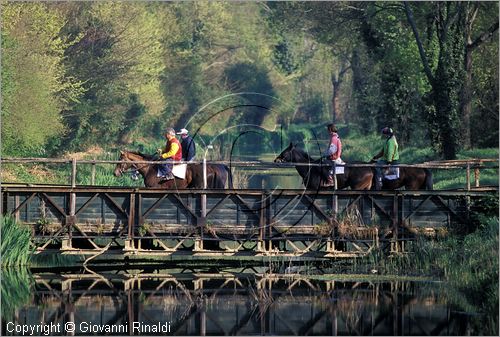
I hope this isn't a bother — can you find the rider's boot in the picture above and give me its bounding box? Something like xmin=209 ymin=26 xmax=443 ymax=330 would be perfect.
xmin=131 ymin=171 xmax=139 ymax=181
xmin=375 ymin=176 xmax=383 ymax=190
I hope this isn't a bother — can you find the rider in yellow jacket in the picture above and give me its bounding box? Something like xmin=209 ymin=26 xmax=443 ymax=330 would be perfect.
xmin=372 ymin=127 xmax=400 ymax=190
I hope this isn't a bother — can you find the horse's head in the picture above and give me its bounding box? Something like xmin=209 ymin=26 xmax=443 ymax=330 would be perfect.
xmin=274 ymin=143 xmax=296 ymax=163
xmin=114 ymin=150 xmax=142 ymax=177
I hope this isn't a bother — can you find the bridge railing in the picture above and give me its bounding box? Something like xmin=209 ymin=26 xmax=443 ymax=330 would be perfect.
xmin=1 ymin=157 xmax=498 ymax=190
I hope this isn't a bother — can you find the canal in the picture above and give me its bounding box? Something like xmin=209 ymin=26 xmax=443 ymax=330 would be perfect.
xmin=1 ymin=266 xmax=493 ymax=336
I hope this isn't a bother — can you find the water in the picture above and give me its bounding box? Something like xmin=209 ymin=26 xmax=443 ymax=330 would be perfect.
xmin=1 ymin=267 xmax=495 ymax=336
xmin=248 ymin=173 xmax=302 ymax=189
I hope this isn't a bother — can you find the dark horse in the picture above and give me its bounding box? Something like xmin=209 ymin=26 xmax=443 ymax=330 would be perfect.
xmin=114 ymin=150 xmax=232 ymax=189
xmin=370 ymin=160 xmax=433 ymax=190
xmin=274 ymin=143 xmax=373 ymax=190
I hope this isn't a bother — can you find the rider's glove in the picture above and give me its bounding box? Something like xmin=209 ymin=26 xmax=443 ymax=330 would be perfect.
xmin=156 ymin=148 xmax=162 ymax=155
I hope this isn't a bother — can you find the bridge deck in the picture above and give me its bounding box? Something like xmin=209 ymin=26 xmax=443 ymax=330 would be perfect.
xmin=1 ymin=184 xmax=497 ymax=259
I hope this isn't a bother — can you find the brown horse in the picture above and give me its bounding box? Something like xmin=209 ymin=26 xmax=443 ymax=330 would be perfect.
xmin=113 ymin=150 xmax=232 ymax=189
xmin=274 ymin=143 xmax=373 ymax=190
xmin=370 ymin=161 xmax=433 ymax=190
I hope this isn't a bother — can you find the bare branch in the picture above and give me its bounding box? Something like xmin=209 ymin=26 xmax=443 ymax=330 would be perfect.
xmin=403 ymin=1 xmax=434 ymax=84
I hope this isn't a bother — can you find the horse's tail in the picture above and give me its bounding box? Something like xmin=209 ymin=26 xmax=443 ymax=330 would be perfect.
xmin=225 ymin=164 xmax=234 ymax=189
xmin=424 ymin=168 xmax=433 ymax=190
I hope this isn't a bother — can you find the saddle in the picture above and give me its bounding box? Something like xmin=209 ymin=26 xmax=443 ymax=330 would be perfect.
xmin=383 ymin=166 xmax=400 ymax=180
xmin=324 ymin=165 xmax=345 ymax=187
xmin=156 ymin=163 xmax=187 ymax=180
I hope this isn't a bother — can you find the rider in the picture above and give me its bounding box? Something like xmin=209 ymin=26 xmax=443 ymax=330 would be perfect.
xmin=177 ymin=128 xmax=196 ymax=161
xmin=372 ymin=127 xmax=399 ymax=190
xmin=324 ymin=123 xmax=344 ymax=186
xmin=157 ymin=127 xmax=183 ymax=180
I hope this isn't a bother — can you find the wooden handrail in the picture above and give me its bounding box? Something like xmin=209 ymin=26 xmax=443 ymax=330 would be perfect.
xmin=2 ymin=157 xmax=498 ymax=169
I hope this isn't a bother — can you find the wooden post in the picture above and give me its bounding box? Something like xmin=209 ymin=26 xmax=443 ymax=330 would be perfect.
xmin=71 ymin=158 xmax=77 ymax=188
xmin=65 ymin=158 xmax=77 ymax=250
xmin=333 ymin=163 xmax=337 ymax=190
xmin=202 ymin=158 xmax=207 ymax=218
xmin=258 ymin=193 xmax=266 ymax=252
xmin=197 ymin=158 xmax=207 ymax=252
xmin=329 ymin=192 xmax=338 ymax=254
xmin=466 ymin=163 xmax=471 ymax=191
xmin=391 ymin=194 xmax=399 ymax=253
xmin=91 ymin=158 xmax=96 ymax=185
xmin=14 ymin=195 xmax=20 ymax=223
xmin=126 ymin=193 xmax=135 ymax=251
xmin=474 ymin=166 xmax=480 ymax=188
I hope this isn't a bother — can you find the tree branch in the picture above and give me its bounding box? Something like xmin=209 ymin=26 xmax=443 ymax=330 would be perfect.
xmin=468 ymin=21 xmax=499 ymax=51
xmin=403 ymin=1 xmax=434 ymax=84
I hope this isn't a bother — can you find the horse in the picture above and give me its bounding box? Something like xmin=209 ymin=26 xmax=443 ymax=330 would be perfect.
xmin=370 ymin=160 xmax=433 ymax=190
xmin=274 ymin=143 xmax=374 ymax=190
xmin=113 ymin=150 xmax=232 ymax=189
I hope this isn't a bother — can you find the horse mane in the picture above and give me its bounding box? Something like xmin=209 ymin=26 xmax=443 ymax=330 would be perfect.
xmin=293 ymin=147 xmax=314 ymax=161
xmin=125 ymin=150 xmax=156 ymax=161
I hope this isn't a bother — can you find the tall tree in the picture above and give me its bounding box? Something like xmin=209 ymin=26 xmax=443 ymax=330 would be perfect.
xmin=405 ymin=1 xmax=467 ymax=159
xmin=460 ymin=2 xmax=498 ymax=148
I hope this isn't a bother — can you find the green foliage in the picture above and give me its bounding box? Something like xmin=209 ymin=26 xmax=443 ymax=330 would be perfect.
xmin=1 ymin=2 xmax=84 ymax=156
xmin=368 ymin=215 xmax=499 ymax=335
xmin=469 ymin=194 xmax=500 ymax=232
xmin=1 ymin=216 xmax=33 ymax=267
xmin=0 ymin=2 xmax=497 ymax=158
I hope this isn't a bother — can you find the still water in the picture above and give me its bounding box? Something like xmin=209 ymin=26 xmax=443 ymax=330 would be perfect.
xmin=1 ymin=267 xmax=493 ymax=336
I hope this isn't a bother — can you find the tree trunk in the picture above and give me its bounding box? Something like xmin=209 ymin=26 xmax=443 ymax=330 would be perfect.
xmin=331 ymin=74 xmax=341 ymax=124
xmin=460 ymin=47 xmax=473 ymax=149
xmin=330 ymin=60 xmax=350 ymax=124
xmin=460 ymin=3 xmax=498 ymax=149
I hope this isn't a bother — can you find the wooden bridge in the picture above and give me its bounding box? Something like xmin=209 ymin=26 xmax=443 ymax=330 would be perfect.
xmin=1 ymin=183 xmax=496 ymax=260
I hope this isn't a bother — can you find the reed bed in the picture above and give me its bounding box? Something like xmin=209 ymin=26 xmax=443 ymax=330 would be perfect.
xmin=1 ymin=216 xmax=32 ymax=267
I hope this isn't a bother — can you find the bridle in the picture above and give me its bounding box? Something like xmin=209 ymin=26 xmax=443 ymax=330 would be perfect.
xmin=116 ymin=154 xmax=152 ymax=175
xmin=275 ymin=148 xmax=294 ymax=163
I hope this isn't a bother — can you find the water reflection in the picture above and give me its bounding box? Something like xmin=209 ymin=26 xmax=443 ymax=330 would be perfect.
xmin=1 ymin=268 xmax=489 ymax=336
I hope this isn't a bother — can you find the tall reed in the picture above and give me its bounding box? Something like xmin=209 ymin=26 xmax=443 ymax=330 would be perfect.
xmin=1 ymin=216 xmax=32 ymax=267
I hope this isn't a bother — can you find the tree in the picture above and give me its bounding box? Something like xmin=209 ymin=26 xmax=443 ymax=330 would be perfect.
xmin=460 ymin=2 xmax=498 ymax=148
xmin=405 ymin=2 xmax=467 ymax=159
xmin=1 ymin=3 xmax=83 ymax=155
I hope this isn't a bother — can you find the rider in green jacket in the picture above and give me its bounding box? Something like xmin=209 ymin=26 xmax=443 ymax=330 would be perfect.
xmin=372 ymin=127 xmax=399 ymax=190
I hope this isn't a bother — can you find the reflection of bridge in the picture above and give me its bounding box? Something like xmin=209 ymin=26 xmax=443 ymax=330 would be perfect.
xmin=1 ymin=184 xmax=496 ymax=259
xmin=2 ymin=272 xmax=474 ymax=335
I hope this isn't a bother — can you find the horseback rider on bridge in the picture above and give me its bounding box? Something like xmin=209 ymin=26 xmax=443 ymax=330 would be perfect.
xmin=324 ymin=123 xmax=345 ymax=186
xmin=372 ymin=127 xmax=399 ymax=190
xmin=157 ymin=127 xmax=183 ymax=180
xmin=177 ymin=128 xmax=196 ymax=161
